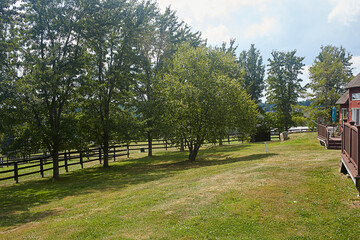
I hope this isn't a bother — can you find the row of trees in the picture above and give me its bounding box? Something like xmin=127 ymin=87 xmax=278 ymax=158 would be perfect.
xmin=0 ymin=0 xmax=261 ymax=178
xmin=1 ymin=0 xmax=354 ymax=179
xmin=261 ymin=45 xmax=354 ymax=131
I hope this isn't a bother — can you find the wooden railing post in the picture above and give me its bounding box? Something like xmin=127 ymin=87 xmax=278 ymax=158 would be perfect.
xmin=64 ymin=150 xmax=69 ymax=172
xmin=165 ymin=140 xmax=168 ymax=151
xmin=40 ymin=158 xmax=44 ymax=178
xmin=99 ymin=148 xmax=102 ymax=164
xmin=14 ymin=162 xmax=18 ymax=183
xmin=80 ymin=151 xmax=83 ymax=169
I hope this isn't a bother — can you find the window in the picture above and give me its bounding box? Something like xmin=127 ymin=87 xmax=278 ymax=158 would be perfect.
xmin=352 ymin=108 xmax=360 ymax=125
xmin=341 ymin=108 xmax=347 ymax=124
xmin=353 ymin=93 xmax=360 ymax=100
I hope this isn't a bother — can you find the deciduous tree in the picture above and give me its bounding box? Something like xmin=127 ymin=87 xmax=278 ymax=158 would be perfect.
xmin=309 ymin=45 xmax=353 ymax=121
xmin=158 ymin=44 xmax=258 ymax=161
xmin=266 ymin=50 xmax=305 ymax=131
xmin=238 ymin=44 xmax=265 ymax=104
xmin=10 ymin=0 xmax=86 ymax=178
xmin=131 ymin=5 xmax=202 ymax=157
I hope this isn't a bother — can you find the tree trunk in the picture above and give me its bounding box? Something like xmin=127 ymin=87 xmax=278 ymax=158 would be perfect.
xmin=188 ymin=143 xmax=200 ymax=161
xmin=147 ymin=131 xmax=153 ymax=157
xmin=103 ymin=140 xmax=109 ymax=167
xmin=52 ymin=147 xmax=60 ymax=179
xmin=188 ymin=148 xmax=198 ymax=161
xmin=219 ymin=138 xmax=223 ymax=146
xmin=180 ymin=139 xmax=185 ymax=152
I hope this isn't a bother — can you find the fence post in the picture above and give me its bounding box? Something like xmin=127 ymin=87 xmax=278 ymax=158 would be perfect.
xmin=357 ymin=125 xmax=360 ymax=176
xmin=113 ymin=146 xmax=116 ymax=161
xmin=165 ymin=140 xmax=168 ymax=151
xmin=80 ymin=151 xmax=83 ymax=169
xmin=64 ymin=150 xmax=69 ymax=172
xmin=127 ymin=144 xmax=130 ymax=158
xmin=14 ymin=162 xmax=18 ymax=183
xmin=99 ymin=148 xmax=102 ymax=164
xmin=40 ymin=158 xmax=44 ymax=178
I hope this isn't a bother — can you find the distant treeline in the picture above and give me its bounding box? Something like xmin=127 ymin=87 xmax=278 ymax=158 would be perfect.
xmin=260 ymin=100 xmax=312 ymax=112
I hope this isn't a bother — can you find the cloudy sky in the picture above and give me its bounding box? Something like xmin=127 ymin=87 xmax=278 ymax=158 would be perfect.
xmin=155 ymin=0 xmax=360 ymax=99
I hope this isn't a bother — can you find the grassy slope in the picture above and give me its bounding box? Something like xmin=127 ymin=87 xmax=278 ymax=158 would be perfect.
xmin=1 ymin=132 xmax=360 ymax=239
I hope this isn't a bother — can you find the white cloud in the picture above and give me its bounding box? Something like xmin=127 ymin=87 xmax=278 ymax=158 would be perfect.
xmin=301 ymin=65 xmax=311 ymax=86
xmin=202 ymin=25 xmax=232 ymax=45
xmin=351 ymin=56 xmax=360 ymax=74
xmin=243 ymin=17 xmax=278 ymax=39
xmin=328 ymin=0 xmax=360 ymax=25
xmin=156 ymin=0 xmax=274 ymax=23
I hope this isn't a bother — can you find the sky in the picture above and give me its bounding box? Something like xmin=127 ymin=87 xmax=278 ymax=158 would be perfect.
xmin=155 ymin=0 xmax=360 ymax=101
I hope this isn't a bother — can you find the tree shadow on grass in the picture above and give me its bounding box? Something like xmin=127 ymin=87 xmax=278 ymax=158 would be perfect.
xmin=0 ymin=148 xmax=277 ymax=228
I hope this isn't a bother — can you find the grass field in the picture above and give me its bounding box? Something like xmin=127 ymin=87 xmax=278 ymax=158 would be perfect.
xmin=1 ymin=132 xmax=360 ymax=239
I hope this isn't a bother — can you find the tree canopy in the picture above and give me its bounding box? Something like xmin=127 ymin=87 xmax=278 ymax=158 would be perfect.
xmin=158 ymin=44 xmax=258 ymax=161
xmin=309 ymin=45 xmax=353 ymax=121
xmin=238 ymin=44 xmax=265 ymax=104
xmin=266 ymin=50 xmax=305 ymax=131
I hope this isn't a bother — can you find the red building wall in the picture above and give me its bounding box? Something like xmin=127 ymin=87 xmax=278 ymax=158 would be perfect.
xmin=348 ymin=88 xmax=360 ymax=123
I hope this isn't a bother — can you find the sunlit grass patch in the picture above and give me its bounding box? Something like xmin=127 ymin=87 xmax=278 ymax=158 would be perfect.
xmin=2 ymin=132 xmax=360 ymax=239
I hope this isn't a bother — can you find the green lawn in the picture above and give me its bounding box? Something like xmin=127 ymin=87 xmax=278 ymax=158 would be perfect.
xmin=1 ymin=132 xmax=360 ymax=239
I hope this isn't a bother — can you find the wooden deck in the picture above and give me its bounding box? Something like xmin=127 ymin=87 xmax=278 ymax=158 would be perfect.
xmin=328 ymin=137 xmax=341 ymax=149
xmin=340 ymin=122 xmax=360 ymax=194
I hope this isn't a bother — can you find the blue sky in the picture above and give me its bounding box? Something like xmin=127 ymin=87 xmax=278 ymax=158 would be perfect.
xmin=156 ymin=0 xmax=360 ymax=100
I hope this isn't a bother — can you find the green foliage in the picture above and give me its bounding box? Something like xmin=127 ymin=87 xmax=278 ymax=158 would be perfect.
xmin=292 ymin=105 xmax=308 ymax=127
xmin=0 ymin=0 xmax=19 ymax=134
xmin=238 ymin=44 xmax=265 ymax=104
xmin=130 ymin=4 xmax=203 ymax=156
xmin=266 ymin=50 xmax=305 ymax=131
xmin=1 ymin=0 xmax=88 ymax=178
xmin=158 ymin=44 xmax=258 ymax=161
xmin=309 ymin=45 xmax=353 ymax=122
xmin=77 ymin=0 xmax=138 ymax=167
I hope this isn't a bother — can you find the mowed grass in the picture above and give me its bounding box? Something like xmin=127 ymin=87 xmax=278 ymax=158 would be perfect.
xmin=1 ymin=132 xmax=360 ymax=239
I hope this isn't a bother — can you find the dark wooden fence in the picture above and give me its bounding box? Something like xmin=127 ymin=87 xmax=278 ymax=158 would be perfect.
xmin=340 ymin=121 xmax=360 ymax=189
xmin=0 ymin=135 xmax=246 ymax=183
xmin=0 ymin=144 xmax=130 ymax=183
xmin=270 ymin=130 xmax=280 ymax=140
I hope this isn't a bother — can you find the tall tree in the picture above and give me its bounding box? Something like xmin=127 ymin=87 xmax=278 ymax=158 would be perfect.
xmin=238 ymin=44 xmax=265 ymax=104
xmin=158 ymin=44 xmax=258 ymax=161
xmin=0 ymin=0 xmax=18 ymax=134
xmin=309 ymin=45 xmax=353 ymax=121
xmin=266 ymin=50 xmax=305 ymax=131
xmin=132 ymin=5 xmax=202 ymax=157
xmin=8 ymin=0 xmax=86 ymax=179
xmin=79 ymin=0 xmax=138 ymax=167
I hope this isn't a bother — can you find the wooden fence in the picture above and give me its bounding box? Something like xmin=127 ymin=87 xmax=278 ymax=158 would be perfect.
xmin=0 ymin=135 xmax=245 ymax=183
xmin=317 ymin=123 xmax=329 ymax=147
xmin=340 ymin=121 xmax=360 ymax=189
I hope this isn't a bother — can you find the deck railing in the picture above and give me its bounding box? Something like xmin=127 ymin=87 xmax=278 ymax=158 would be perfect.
xmin=341 ymin=121 xmax=360 ymax=179
xmin=317 ymin=123 xmax=329 ymax=147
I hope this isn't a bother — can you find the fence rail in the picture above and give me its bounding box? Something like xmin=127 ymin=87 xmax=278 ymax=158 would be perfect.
xmin=0 ymin=135 xmax=246 ymax=183
xmin=341 ymin=122 xmax=360 ymax=189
